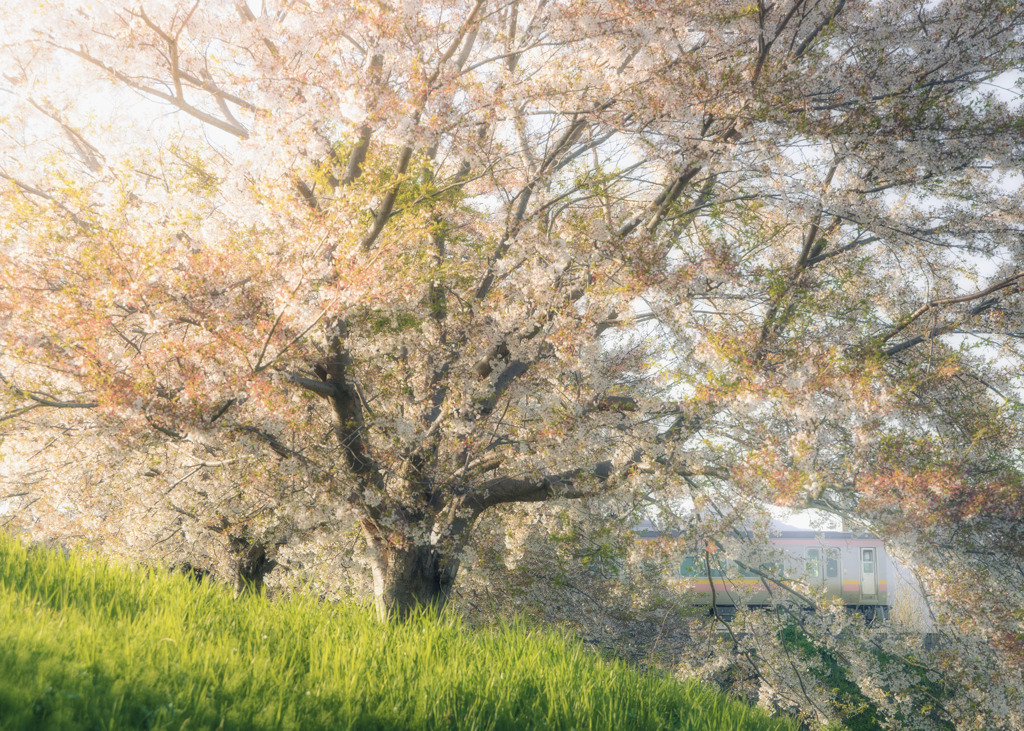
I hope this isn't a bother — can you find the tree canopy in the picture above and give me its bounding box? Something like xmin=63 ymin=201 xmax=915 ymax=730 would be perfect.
xmin=1 ymin=0 xmax=1023 ymax=726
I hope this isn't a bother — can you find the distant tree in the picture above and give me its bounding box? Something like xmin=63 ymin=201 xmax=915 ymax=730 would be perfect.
xmin=1 ymin=1 xmax=1023 ymax=725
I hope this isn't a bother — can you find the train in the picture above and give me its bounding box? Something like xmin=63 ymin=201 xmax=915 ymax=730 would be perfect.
xmin=635 ymin=523 xmax=891 ymax=618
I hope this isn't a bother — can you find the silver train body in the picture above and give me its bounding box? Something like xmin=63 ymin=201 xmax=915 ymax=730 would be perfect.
xmin=636 ymin=529 xmax=891 ymax=614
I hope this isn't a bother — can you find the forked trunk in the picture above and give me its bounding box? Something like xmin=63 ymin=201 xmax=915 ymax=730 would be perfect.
xmin=370 ymin=543 xmax=456 ymax=620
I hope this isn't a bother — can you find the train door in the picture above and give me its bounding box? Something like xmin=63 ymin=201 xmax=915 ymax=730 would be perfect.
xmin=806 ymin=547 xmax=823 ymax=584
xmin=824 ymin=547 xmax=842 ymax=597
xmin=808 ymin=546 xmax=842 ymax=599
xmin=860 ymin=548 xmax=877 ymax=599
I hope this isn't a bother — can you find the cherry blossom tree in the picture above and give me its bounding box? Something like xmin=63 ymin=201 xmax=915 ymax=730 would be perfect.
xmin=1 ymin=0 xmax=1023 ymax=725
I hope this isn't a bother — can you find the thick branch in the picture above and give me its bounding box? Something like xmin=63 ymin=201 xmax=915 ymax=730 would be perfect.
xmin=23 ymin=395 xmax=97 ymax=409
xmin=234 ymin=0 xmax=279 ymax=56
xmin=360 ymin=144 xmax=415 ymax=250
xmin=0 ymin=171 xmax=94 ymax=230
xmin=342 ymin=123 xmax=374 ymax=186
xmin=471 ymin=461 xmax=618 ymax=514
xmin=617 ymin=166 xmax=702 ymax=239
xmin=287 ymin=372 xmax=340 ymax=398
xmin=289 ymin=326 xmax=381 ymax=484
xmin=877 ymin=271 xmax=1023 ymax=349
xmin=794 ymin=0 xmax=847 ymax=59
xmin=26 ymin=99 xmax=104 ymax=172
xmin=340 ymin=54 xmax=383 ymax=186
xmin=236 ymin=425 xmax=310 ymax=462
xmin=57 ymin=45 xmax=249 ymax=138
xmin=0 ymin=376 xmax=98 ymax=419
xmin=882 ymin=297 xmax=1001 ymax=357
xmin=0 ymin=404 xmax=45 ymax=423
xmin=475 ymin=104 xmax=612 ymax=301
xmin=356 ymin=2 xmax=484 ymax=251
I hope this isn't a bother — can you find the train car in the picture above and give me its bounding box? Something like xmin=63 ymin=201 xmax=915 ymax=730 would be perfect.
xmin=638 ymin=526 xmax=890 ymax=616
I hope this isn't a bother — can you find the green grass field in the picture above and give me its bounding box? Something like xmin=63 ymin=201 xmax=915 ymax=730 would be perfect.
xmin=0 ymin=533 xmax=797 ymax=731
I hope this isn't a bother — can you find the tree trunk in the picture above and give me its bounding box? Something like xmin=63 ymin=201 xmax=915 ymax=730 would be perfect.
xmin=370 ymin=543 xmax=456 ymax=620
xmin=229 ymin=536 xmax=275 ymax=597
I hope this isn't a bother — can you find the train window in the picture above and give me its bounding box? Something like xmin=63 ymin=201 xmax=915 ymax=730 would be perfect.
xmin=680 ymin=556 xmax=702 ymax=577
xmin=680 ymin=556 xmax=725 ymax=578
xmin=735 ymin=561 xmax=760 ymax=578
xmin=806 ymin=548 xmax=821 ymax=578
xmin=861 ymin=548 xmax=877 ymax=596
xmin=862 ymin=549 xmax=874 ymax=571
xmin=826 ymin=549 xmax=839 ymax=578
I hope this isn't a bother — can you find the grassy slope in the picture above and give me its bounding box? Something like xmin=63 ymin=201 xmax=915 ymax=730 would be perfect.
xmin=0 ymin=534 xmax=796 ymax=731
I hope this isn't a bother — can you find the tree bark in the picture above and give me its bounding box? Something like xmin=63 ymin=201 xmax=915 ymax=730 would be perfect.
xmin=229 ymin=536 xmax=275 ymax=597
xmin=369 ymin=542 xmax=456 ymax=620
